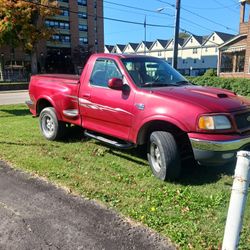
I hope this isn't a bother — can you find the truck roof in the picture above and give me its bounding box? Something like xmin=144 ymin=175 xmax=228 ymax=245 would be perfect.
xmin=92 ymin=53 xmax=156 ymax=60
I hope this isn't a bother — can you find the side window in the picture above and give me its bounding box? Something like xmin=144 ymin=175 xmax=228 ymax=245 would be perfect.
xmin=90 ymin=59 xmax=122 ymax=87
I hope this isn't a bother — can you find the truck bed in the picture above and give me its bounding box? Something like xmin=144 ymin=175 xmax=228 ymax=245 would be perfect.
xmin=33 ymin=74 xmax=80 ymax=85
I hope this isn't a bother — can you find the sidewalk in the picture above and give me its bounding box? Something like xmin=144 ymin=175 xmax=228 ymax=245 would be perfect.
xmin=0 ymin=90 xmax=29 ymax=105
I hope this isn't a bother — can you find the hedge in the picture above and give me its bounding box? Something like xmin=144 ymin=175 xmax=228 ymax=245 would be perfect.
xmin=186 ymin=76 xmax=250 ymax=97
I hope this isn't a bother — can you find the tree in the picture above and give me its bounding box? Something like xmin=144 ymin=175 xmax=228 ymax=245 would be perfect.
xmin=179 ymin=32 xmax=189 ymax=39
xmin=0 ymin=0 xmax=60 ymax=74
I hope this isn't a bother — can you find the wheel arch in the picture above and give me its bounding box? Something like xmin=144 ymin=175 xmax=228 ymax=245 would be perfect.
xmin=136 ymin=119 xmax=186 ymax=146
xmin=36 ymin=97 xmax=62 ymax=120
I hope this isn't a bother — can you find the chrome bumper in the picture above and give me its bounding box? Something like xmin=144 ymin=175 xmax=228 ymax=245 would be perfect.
xmin=190 ymin=137 xmax=250 ymax=152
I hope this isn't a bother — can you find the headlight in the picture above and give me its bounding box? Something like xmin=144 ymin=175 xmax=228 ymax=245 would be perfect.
xmin=198 ymin=115 xmax=232 ymax=130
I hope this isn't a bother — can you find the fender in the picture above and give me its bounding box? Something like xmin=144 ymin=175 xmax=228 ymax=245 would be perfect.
xmin=36 ymin=95 xmax=63 ymax=121
xmin=131 ymin=114 xmax=189 ymax=144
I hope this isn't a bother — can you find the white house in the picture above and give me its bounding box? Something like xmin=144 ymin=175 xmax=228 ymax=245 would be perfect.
xmin=136 ymin=41 xmax=153 ymax=55
xmin=123 ymin=43 xmax=139 ymax=54
xmin=105 ymin=31 xmax=235 ymax=75
xmin=111 ymin=44 xmax=126 ymax=54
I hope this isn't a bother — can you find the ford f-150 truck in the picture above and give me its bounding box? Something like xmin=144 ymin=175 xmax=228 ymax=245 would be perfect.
xmin=26 ymin=53 xmax=250 ymax=181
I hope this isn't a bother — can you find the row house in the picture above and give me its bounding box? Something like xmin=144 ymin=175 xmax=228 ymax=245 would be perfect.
xmin=105 ymin=31 xmax=234 ymax=76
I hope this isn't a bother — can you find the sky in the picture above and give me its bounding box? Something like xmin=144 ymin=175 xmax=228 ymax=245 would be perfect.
xmin=104 ymin=0 xmax=243 ymax=45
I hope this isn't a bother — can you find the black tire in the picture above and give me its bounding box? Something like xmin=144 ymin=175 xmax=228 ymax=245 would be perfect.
xmin=147 ymin=131 xmax=181 ymax=181
xmin=39 ymin=107 xmax=66 ymax=141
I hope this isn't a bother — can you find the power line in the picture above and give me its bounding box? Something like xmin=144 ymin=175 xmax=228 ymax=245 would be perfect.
xmin=155 ymin=0 xmax=238 ymax=33
xmin=212 ymin=0 xmax=239 ymax=14
xmin=20 ymin=0 xmax=174 ymax=29
xmin=182 ymin=3 xmax=239 ymax=10
xmin=104 ymin=0 xmax=174 ymax=17
xmin=104 ymin=4 xmax=171 ymax=20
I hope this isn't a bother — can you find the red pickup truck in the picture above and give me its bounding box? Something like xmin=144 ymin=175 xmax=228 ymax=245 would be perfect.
xmin=26 ymin=53 xmax=250 ymax=181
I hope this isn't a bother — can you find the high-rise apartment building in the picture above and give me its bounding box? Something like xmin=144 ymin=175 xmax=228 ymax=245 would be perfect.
xmin=0 ymin=0 xmax=104 ymax=75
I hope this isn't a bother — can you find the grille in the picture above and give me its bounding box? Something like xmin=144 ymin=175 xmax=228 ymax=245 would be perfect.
xmin=235 ymin=112 xmax=250 ymax=130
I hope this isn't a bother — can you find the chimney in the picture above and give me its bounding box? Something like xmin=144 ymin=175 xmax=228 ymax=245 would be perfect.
xmin=240 ymin=0 xmax=246 ymax=24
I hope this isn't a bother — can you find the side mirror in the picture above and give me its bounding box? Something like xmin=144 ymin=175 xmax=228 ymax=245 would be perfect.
xmin=108 ymin=78 xmax=123 ymax=90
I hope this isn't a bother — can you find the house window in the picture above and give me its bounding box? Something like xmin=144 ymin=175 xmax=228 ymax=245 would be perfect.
xmin=78 ymin=0 xmax=87 ymax=6
xmin=193 ymin=48 xmax=198 ymax=54
xmin=52 ymin=34 xmax=70 ymax=43
xmin=158 ymin=51 xmax=162 ymax=57
xmin=78 ymin=12 xmax=87 ymax=19
xmin=205 ymin=47 xmax=208 ymax=52
xmin=61 ymin=9 xmax=69 ymax=16
xmin=79 ymin=37 xmax=88 ymax=45
xmin=190 ymin=38 xmax=193 ymax=43
xmin=79 ymin=24 xmax=88 ymax=31
xmin=221 ymin=53 xmax=233 ymax=72
xmin=45 ymin=20 xmax=69 ymax=29
xmin=212 ymin=36 xmax=215 ymax=41
xmin=235 ymin=51 xmax=245 ymax=72
xmin=215 ymin=48 xmax=218 ymax=52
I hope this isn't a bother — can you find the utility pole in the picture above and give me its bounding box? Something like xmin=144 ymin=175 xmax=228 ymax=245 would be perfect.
xmin=172 ymin=0 xmax=181 ymax=69
xmin=144 ymin=15 xmax=147 ymax=55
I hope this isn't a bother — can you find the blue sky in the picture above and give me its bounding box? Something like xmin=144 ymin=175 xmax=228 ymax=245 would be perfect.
xmin=104 ymin=0 xmax=243 ymax=45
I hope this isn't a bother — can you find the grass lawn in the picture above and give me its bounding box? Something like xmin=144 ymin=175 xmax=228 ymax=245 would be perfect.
xmin=0 ymin=104 xmax=250 ymax=249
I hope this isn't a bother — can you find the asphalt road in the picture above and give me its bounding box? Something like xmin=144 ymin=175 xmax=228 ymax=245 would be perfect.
xmin=0 ymin=90 xmax=29 ymax=105
xmin=0 ymin=161 xmax=175 ymax=250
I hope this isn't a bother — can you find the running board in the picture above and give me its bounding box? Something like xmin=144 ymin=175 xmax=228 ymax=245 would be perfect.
xmin=84 ymin=130 xmax=134 ymax=149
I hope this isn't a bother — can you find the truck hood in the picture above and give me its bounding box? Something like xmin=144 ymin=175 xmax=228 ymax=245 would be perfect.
xmin=151 ymin=85 xmax=250 ymax=112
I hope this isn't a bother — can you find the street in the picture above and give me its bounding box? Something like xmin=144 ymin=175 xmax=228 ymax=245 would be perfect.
xmin=0 ymin=161 xmax=175 ymax=250
xmin=0 ymin=90 xmax=29 ymax=105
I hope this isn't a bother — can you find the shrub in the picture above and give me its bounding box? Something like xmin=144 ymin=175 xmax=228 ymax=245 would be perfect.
xmin=203 ymin=69 xmax=217 ymax=77
xmin=186 ymin=76 xmax=250 ymax=97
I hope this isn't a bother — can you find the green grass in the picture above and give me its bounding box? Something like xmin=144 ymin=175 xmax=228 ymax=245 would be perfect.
xmin=0 ymin=104 xmax=250 ymax=249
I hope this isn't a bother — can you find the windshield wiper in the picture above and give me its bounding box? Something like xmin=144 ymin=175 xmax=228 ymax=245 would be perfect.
xmin=174 ymin=80 xmax=190 ymax=85
xmin=142 ymin=82 xmax=177 ymax=88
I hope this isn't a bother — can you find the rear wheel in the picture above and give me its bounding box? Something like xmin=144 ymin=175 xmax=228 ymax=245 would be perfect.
xmin=39 ymin=107 xmax=66 ymax=140
xmin=147 ymin=131 xmax=181 ymax=181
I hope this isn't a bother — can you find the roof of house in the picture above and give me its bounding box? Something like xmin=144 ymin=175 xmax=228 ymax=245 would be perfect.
xmin=193 ymin=35 xmax=208 ymax=44
xmin=214 ymin=31 xmax=235 ymax=42
xmin=128 ymin=43 xmax=139 ymax=50
xmin=105 ymin=45 xmax=114 ymax=52
xmin=156 ymin=39 xmax=169 ymax=48
xmin=115 ymin=44 xmax=126 ymax=51
xmin=144 ymin=41 xmax=154 ymax=49
xmin=219 ymin=33 xmax=247 ymax=48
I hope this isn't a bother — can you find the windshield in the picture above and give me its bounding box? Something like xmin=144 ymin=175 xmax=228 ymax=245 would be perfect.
xmin=121 ymin=57 xmax=190 ymax=88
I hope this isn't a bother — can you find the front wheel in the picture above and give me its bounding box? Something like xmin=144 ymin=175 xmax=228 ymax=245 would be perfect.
xmin=147 ymin=131 xmax=181 ymax=181
xmin=39 ymin=107 xmax=66 ymax=141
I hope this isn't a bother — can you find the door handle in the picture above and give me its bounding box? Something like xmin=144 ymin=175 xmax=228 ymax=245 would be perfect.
xmin=82 ymin=93 xmax=91 ymax=98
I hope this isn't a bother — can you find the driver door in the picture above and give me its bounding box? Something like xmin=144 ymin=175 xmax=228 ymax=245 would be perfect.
xmin=79 ymin=58 xmax=135 ymax=140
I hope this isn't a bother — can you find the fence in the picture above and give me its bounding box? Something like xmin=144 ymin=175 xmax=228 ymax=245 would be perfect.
xmin=0 ymin=66 xmax=29 ymax=83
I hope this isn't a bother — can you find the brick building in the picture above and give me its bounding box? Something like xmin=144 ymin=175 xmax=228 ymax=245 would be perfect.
xmin=0 ymin=0 xmax=104 ymax=77
xmin=218 ymin=0 xmax=250 ymax=78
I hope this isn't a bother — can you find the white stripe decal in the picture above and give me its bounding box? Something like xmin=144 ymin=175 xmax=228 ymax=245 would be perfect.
xmin=78 ymin=98 xmax=133 ymax=116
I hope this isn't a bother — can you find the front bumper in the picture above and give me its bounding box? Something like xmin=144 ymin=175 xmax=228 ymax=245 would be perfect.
xmin=189 ymin=134 xmax=250 ymax=165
